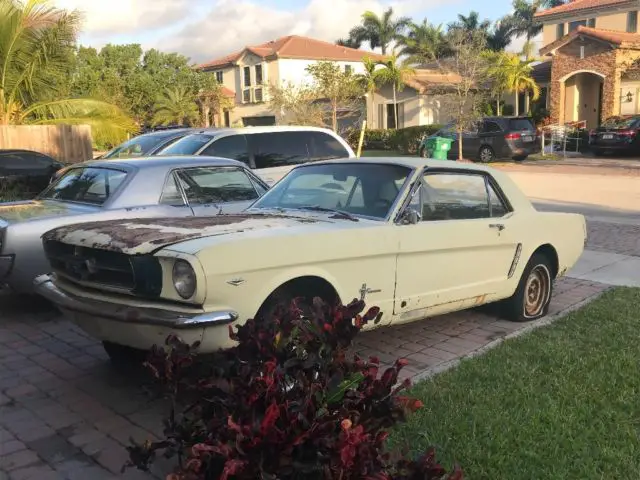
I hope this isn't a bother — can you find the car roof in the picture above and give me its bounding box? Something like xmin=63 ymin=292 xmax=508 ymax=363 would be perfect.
xmin=71 ymin=155 xmax=249 ymax=170
xmin=135 ymin=128 xmax=194 ymax=137
xmin=178 ymin=125 xmax=341 ymax=136
xmin=300 ymin=156 xmax=497 ymax=173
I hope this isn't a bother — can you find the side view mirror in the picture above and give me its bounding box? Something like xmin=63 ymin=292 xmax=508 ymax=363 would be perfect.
xmin=399 ymin=207 xmax=421 ymax=225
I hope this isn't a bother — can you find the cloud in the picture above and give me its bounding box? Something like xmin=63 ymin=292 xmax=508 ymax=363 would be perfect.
xmin=54 ymin=0 xmax=457 ymax=62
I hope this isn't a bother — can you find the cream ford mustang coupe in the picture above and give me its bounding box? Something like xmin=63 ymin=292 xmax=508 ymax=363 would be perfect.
xmin=35 ymin=158 xmax=586 ymax=364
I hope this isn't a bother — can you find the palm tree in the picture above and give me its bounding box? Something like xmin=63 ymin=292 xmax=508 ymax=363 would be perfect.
xmin=335 ymin=37 xmax=361 ymax=49
xmin=397 ymin=19 xmax=450 ymax=64
xmin=487 ymin=19 xmax=515 ymax=51
xmin=485 ymin=51 xmax=511 ymax=115
xmin=375 ymin=54 xmax=415 ymax=129
xmin=0 ymin=0 xmax=136 ymax=144
xmin=509 ymin=0 xmax=544 ymax=60
xmin=499 ymin=53 xmax=540 ymax=116
xmin=448 ymin=11 xmax=492 ymax=36
xmin=348 ymin=7 xmax=410 ymax=55
xmin=357 ymin=57 xmax=382 ymax=95
xmin=152 ymin=87 xmax=200 ymax=127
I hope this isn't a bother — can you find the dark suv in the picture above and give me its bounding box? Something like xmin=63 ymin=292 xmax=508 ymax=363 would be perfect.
xmin=589 ymin=115 xmax=640 ymax=156
xmin=420 ymin=116 xmax=540 ymax=162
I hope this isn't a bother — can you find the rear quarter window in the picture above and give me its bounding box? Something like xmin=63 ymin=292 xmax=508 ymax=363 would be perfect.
xmin=508 ymin=118 xmax=535 ymax=131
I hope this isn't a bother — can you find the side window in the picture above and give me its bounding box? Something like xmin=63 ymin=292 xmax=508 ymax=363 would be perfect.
xmin=249 ymin=132 xmax=309 ymax=169
xmin=420 ymin=173 xmax=490 ymax=221
xmin=308 ymin=132 xmax=350 ymax=160
xmin=175 ymin=167 xmax=259 ymax=204
xmin=200 ymin=135 xmax=250 ymax=166
xmin=483 ymin=121 xmax=502 ymax=134
xmin=487 ymin=181 xmax=508 ymax=217
xmin=159 ymin=173 xmax=186 ymax=206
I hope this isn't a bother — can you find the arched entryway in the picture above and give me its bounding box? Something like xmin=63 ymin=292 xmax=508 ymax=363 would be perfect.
xmin=560 ymin=70 xmax=604 ymax=128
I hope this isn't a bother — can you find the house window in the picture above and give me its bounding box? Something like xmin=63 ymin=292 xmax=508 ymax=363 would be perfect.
xmin=243 ymin=66 xmax=251 ymax=87
xmin=628 ymin=11 xmax=638 ymax=33
xmin=345 ymin=65 xmax=352 ymax=74
xmin=215 ymin=71 xmax=223 ymax=83
xmin=587 ymin=18 xmax=596 ymax=28
xmin=569 ymin=20 xmax=586 ymax=32
xmin=255 ymin=64 xmax=263 ymax=85
xmin=242 ymin=89 xmax=251 ymax=103
xmin=556 ymin=23 xmax=565 ymax=38
xmin=386 ymin=103 xmax=404 ymax=129
xmin=254 ymin=87 xmax=263 ymax=103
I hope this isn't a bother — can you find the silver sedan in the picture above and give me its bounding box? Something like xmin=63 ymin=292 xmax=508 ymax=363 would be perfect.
xmin=0 ymin=155 xmax=269 ymax=293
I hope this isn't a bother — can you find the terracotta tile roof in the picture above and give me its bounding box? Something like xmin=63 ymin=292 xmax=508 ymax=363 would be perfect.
xmin=535 ymin=0 xmax=633 ymax=18
xmin=198 ymin=35 xmax=386 ymax=70
xmin=221 ymin=87 xmax=235 ymax=98
xmin=404 ymin=69 xmax=462 ymax=93
xmin=540 ymin=25 xmax=640 ymax=54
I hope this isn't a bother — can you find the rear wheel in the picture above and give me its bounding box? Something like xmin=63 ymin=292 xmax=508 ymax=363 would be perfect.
xmin=478 ymin=146 xmax=495 ymax=163
xmin=513 ymin=155 xmax=527 ymax=162
xmin=102 ymin=341 xmax=147 ymax=369
xmin=500 ymin=253 xmax=554 ymax=322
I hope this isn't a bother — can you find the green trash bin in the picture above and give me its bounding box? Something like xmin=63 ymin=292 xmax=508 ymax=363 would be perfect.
xmin=426 ymin=136 xmax=453 ymax=160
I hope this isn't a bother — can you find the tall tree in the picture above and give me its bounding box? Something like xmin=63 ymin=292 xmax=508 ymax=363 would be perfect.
xmin=435 ymin=29 xmax=489 ymax=160
xmin=397 ymin=19 xmax=450 ymax=64
xmin=500 ymin=53 xmax=540 ymax=116
xmin=374 ymin=55 xmax=415 ymax=129
xmin=348 ymin=7 xmax=410 ymax=55
xmin=509 ymin=0 xmax=544 ymax=60
xmin=448 ymin=11 xmax=492 ymax=36
xmin=0 ymin=0 xmax=135 ymax=144
xmin=487 ymin=19 xmax=515 ymax=51
xmin=335 ymin=37 xmax=362 ymax=49
xmin=152 ymin=87 xmax=200 ymax=127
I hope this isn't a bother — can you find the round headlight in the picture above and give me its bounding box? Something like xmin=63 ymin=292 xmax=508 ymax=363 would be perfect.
xmin=172 ymin=260 xmax=196 ymax=299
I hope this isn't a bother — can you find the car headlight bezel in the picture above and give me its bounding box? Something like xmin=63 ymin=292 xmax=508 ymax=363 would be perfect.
xmin=172 ymin=259 xmax=197 ymax=299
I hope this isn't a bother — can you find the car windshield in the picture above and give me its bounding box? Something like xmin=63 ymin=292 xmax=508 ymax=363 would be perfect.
xmin=38 ymin=166 xmax=128 ymax=205
xmin=250 ymin=163 xmax=412 ymax=220
xmin=602 ymin=116 xmax=639 ymax=128
xmin=103 ymin=133 xmax=177 ymax=158
xmin=157 ymin=134 xmax=215 ymax=155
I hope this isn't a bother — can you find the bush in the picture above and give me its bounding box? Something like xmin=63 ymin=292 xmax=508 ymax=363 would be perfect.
xmin=124 ymin=298 xmax=463 ymax=480
xmin=344 ymin=125 xmax=443 ymax=154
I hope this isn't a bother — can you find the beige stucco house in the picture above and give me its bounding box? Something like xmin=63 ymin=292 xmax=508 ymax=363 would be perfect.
xmin=535 ymin=0 xmax=640 ymax=128
xmin=197 ymin=35 xmax=385 ymax=127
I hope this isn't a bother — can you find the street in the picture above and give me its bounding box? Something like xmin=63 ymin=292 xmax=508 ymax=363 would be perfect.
xmin=0 ymin=160 xmax=638 ymax=479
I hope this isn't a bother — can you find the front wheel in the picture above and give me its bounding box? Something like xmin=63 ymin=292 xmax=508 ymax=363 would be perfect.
xmin=102 ymin=341 xmax=147 ymax=369
xmin=500 ymin=253 xmax=554 ymax=322
xmin=478 ymin=146 xmax=495 ymax=163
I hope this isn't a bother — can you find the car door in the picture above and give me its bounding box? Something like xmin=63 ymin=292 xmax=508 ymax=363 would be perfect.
xmin=461 ymin=121 xmax=481 ymax=159
xmin=173 ymin=166 xmax=265 ymax=215
xmin=393 ymin=170 xmax=519 ymax=323
xmin=479 ymin=120 xmax=505 ymax=158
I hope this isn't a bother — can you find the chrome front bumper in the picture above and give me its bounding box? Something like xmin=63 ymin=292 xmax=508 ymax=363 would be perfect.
xmin=33 ymin=274 xmax=238 ymax=329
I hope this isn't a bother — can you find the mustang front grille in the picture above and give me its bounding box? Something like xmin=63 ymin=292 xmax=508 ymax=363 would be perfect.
xmin=43 ymin=240 xmax=162 ymax=297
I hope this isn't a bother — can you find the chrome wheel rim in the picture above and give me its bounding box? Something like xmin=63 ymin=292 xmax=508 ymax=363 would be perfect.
xmin=480 ymin=148 xmax=493 ymax=162
xmin=524 ymin=265 xmax=550 ymax=318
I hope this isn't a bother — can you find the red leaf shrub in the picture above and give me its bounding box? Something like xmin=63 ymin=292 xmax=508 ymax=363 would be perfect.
xmin=124 ymin=297 xmax=462 ymax=479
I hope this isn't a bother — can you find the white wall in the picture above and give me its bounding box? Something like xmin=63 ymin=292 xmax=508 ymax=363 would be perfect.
xmin=277 ymin=59 xmax=367 ymax=86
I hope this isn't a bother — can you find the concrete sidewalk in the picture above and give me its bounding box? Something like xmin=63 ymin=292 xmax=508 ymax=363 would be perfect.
xmin=567 ymin=250 xmax=640 ymax=287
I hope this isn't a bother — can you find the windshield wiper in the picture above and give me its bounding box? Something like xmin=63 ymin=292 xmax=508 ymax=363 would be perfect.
xmin=298 ymin=206 xmax=359 ymax=222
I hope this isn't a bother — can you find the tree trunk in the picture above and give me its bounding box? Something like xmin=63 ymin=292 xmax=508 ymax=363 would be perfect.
xmin=496 ymin=92 xmax=501 ymax=116
xmin=392 ymin=84 xmax=398 ymax=129
xmin=332 ymin=100 xmax=338 ymax=132
xmin=515 ymin=92 xmax=519 ymax=116
xmin=458 ymin=126 xmax=463 ymax=161
xmin=525 ymin=92 xmax=530 ymax=115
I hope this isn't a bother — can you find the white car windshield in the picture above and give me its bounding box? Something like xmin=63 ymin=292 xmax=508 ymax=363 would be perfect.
xmin=250 ymin=163 xmax=412 ymax=220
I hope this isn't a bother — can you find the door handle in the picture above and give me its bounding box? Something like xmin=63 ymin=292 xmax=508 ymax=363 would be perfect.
xmin=489 ymin=223 xmax=505 ymax=231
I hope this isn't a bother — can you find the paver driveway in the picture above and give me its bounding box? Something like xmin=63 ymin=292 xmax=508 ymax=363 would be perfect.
xmin=0 ymin=275 xmax=607 ymax=480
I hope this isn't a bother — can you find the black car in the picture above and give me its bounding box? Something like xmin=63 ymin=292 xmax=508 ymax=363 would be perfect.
xmin=0 ymin=150 xmax=65 ymax=199
xmin=420 ymin=116 xmax=540 ymax=162
xmin=589 ymin=115 xmax=640 ymax=156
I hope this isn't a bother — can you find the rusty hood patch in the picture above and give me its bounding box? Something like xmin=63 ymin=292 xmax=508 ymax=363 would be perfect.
xmin=42 ymin=214 xmax=321 ymax=255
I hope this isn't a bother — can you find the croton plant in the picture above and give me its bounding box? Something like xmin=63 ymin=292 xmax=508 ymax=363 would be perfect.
xmin=124 ymin=297 xmax=463 ymax=480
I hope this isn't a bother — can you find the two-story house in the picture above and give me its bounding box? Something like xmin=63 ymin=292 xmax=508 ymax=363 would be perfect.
xmin=197 ymin=35 xmax=385 ymax=127
xmin=536 ymin=0 xmax=640 ymax=127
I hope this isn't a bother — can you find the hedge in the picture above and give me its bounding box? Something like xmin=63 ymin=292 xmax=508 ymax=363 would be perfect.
xmin=344 ymin=125 xmax=443 ymax=155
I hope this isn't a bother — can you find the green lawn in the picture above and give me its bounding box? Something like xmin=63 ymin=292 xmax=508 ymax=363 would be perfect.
xmin=391 ymin=288 xmax=640 ymax=480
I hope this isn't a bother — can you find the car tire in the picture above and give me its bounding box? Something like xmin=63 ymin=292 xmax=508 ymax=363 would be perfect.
xmin=513 ymin=155 xmax=527 ymax=162
xmin=500 ymin=253 xmax=554 ymax=323
xmin=102 ymin=341 xmax=147 ymax=369
xmin=478 ymin=146 xmax=495 ymax=163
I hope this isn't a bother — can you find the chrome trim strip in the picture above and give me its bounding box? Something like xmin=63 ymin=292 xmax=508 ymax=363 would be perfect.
xmin=508 ymin=243 xmax=523 ymax=279
xmin=34 ymin=274 xmax=238 ymax=329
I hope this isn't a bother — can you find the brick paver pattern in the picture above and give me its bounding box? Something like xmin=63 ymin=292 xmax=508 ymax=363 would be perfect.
xmin=586 ymin=221 xmax=640 ymax=256
xmin=0 ymin=276 xmax=608 ymax=479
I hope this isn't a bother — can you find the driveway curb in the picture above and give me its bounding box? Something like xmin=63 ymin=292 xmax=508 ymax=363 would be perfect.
xmin=411 ymin=286 xmax=611 ymax=384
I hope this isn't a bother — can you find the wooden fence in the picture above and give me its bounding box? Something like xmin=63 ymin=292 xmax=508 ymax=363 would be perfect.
xmin=0 ymin=125 xmax=93 ymax=164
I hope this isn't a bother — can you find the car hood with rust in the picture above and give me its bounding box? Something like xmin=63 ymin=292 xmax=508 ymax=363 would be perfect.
xmin=41 ymin=213 xmax=355 ymax=255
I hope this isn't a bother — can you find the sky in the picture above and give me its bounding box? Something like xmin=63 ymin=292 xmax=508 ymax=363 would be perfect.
xmin=52 ymin=0 xmax=537 ymax=63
